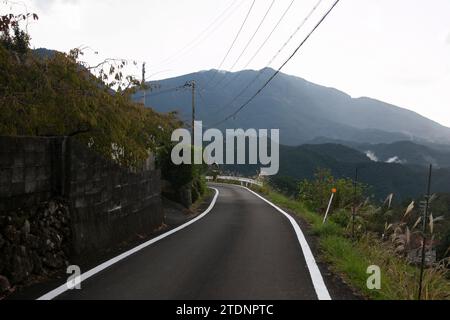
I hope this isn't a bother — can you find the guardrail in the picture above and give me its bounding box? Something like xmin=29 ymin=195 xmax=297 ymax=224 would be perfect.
xmin=206 ymin=176 xmax=263 ymax=187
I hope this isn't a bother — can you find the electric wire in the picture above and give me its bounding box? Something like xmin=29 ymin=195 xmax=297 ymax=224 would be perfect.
xmin=155 ymin=0 xmax=242 ymax=69
xmin=221 ymin=0 xmax=296 ymax=89
xmin=210 ymin=0 xmax=257 ymax=84
xmin=209 ymin=0 xmax=324 ymax=122
xmin=210 ymin=0 xmax=341 ymax=128
xmin=211 ymin=0 xmax=276 ymax=89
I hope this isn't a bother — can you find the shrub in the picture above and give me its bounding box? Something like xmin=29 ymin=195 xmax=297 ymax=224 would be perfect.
xmin=298 ymin=168 xmax=365 ymax=214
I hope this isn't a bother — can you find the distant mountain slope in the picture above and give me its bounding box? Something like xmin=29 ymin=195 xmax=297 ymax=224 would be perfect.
xmin=135 ymin=68 xmax=450 ymax=146
xmin=33 ymin=48 xmax=57 ymax=59
xmin=222 ymin=143 xmax=450 ymax=201
xmin=301 ymin=144 xmax=371 ymax=164
xmin=307 ymin=138 xmax=450 ymax=169
xmin=356 ymin=141 xmax=450 ymax=168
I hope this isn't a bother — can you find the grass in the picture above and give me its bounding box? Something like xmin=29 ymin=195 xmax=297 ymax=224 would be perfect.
xmin=191 ymin=188 xmax=215 ymax=212
xmin=251 ymin=186 xmax=450 ymax=300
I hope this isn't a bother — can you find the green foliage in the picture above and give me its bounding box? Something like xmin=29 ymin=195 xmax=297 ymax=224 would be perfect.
xmin=268 ymin=175 xmax=298 ymax=196
xmin=262 ymin=188 xmax=450 ymax=300
xmin=0 ymin=25 xmax=30 ymax=54
xmin=298 ymin=168 xmax=365 ymax=214
xmin=1 ymin=9 xmax=38 ymax=55
xmin=192 ymin=174 xmax=207 ymax=203
xmin=0 ymin=43 xmax=181 ymax=168
xmin=329 ymin=209 xmax=351 ymax=229
xmin=427 ymin=193 xmax=450 ymax=259
xmin=0 ymin=17 xmax=202 ymax=206
xmin=68 ymin=47 xmax=141 ymax=92
xmin=242 ymin=143 xmax=450 ymax=202
xmin=159 ymin=144 xmax=207 ymax=192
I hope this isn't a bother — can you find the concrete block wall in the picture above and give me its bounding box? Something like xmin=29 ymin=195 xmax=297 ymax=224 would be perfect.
xmin=0 ymin=136 xmax=163 ymax=261
xmin=67 ymin=139 xmax=163 ymax=257
xmin=0 ymin=136 xmax=59 ymax=213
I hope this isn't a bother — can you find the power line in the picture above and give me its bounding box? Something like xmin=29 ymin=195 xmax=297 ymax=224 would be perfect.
xmin=221 ymin=0 xmax=296 ymax=89
xmin=210 ymin=0 xmax=341 ymax=127
xmin=265 ymin=0 xmax=325 ymax=72
xmin=155 ymin=0 xmax=242 ymax=68
xmin=197 ymin=84 xmax=208 ymax=106
xmin=144 ymin=69 xmax=172 ymax=81
xmin=213 ymin=0 xmax=276 ymax=88
xmin=135 ymin=84 xmax=186 ymax=100
xmin=210 ymin=0 xmax=324 ymax=121
xmin=210 ymin=0 xmax=257 ymax=84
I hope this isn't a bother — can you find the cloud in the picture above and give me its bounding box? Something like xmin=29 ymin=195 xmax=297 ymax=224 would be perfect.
xmin=386 ymin=156 xmax=405 ymax=164
xmin=32 ymin=0 xmax=79 ymax=11
xmin=365 ymin=151 xmax=378 ymax=162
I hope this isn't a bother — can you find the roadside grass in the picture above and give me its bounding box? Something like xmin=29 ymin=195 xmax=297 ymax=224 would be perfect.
xmin=191 ymin=188 xmax=215 ymax=212
xmin=252 ymin=186 xmax=450 ymax=300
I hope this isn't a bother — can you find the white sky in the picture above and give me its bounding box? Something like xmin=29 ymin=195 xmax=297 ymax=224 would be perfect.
xmin=9 ymin=0 xmax=450 ymax=127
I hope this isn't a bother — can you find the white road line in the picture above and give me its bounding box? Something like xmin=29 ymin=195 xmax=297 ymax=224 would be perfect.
xmin=241 ymin=186 xmax=332 ymax=301
xmin=37 ymin=188 xmax=220 ymax=300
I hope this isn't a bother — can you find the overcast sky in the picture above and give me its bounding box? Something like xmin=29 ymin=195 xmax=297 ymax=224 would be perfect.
xmin=12 ymin=0 xmax=450 ymax=127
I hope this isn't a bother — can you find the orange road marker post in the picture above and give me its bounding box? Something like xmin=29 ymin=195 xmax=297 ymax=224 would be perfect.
xmin=323 ymin=188 xmax=337 ymax=224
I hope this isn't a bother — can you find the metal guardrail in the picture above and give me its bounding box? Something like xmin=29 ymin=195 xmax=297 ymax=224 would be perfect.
xmin=206 ymin=176 xmax=263 ymax=187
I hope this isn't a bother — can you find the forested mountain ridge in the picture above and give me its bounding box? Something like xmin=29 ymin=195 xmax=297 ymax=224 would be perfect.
xmin=136 ymin=68 xmax=450 ymax=146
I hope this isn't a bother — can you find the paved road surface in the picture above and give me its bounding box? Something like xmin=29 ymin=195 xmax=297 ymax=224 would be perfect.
xmin=53 ymin=184 xmax=323 ymax=300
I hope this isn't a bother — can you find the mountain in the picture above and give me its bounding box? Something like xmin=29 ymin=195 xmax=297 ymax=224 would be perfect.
xmin=221 ymin=143 xmax=450 ymax=201
xmin=355 ymin=141 xmax=450 ymax=168
xmin=307 ymin=138 xmax=450 ymax=169
xmin=33 ymin=48 xmax=57 ymax=59
xmin=135 ymin=68 xmax=450 ymax=146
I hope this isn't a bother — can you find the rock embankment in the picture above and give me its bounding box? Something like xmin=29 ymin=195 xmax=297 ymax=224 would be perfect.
xmin=0 ymin=199 xmax=71 ymax=297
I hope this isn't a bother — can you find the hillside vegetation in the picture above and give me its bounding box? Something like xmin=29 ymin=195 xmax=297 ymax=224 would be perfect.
xmin=222 ymin=143 xmax=450 ymax=201
xmin=0 ymin=42 xmax=181 ymax=168
xmin=252 ymin=171 xmax=450 ymax=300
xmin=0 ymin=19 xmax=207 ymax=206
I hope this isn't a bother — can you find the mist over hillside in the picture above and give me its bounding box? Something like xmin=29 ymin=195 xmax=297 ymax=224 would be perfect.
xmin=221 ymin=143 xmax=450 ymax=201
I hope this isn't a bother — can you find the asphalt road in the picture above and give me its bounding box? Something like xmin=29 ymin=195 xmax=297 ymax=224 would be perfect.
xmin=53 ymin=184 xmax=323 ymax=300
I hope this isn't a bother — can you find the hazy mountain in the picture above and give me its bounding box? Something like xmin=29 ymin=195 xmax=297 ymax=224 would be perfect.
xmin=33 ymin=48 xmax=57 ymax=59
xmin=222 ymin=143 xmax=450 ymax=201
xmin=355 ymin=141 xmax=450 ymax=168
xmin=306 ymin=138 xmax=450 ymax=168
xmin=135 ymin=68 xmax=450 ymax=146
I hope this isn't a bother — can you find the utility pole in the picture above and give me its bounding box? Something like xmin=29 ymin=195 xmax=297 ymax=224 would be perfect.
xmin=184 ymin=80 xmax=196 ymax=145
xmin=142 ymin=62 xmax=146 ymax=105
xmin=418 ymin=164 xmax=433 ymax=300
xmin=191 ymin=80 xmax=196 ymax=146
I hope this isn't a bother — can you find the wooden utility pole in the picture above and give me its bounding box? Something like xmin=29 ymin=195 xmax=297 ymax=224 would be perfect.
xmin=182 ymin=80 xmax=196 ymax=145
xmin=191 ymin=80 xmax=195 ymax=146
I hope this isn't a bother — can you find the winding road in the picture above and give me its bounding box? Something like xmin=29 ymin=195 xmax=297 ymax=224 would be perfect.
xmin=39 ymin=183 xmax=330 ymax=300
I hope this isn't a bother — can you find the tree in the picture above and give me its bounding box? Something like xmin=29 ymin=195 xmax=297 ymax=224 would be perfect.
xmin=0 ymin=9 xmax=180 ymax=168
xmin=0 ymin=5 xmax=38 ymax=54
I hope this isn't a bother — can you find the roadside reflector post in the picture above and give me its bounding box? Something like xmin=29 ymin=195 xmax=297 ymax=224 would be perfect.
xmin=323 ymin=188 xmax=337 ymax=224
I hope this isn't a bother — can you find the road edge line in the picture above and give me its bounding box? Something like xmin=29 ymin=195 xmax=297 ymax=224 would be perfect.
xmin=37 ymin=187 xmax=220 ymax=300
xmin=242 ymin=186 xmax=332 ymax=300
